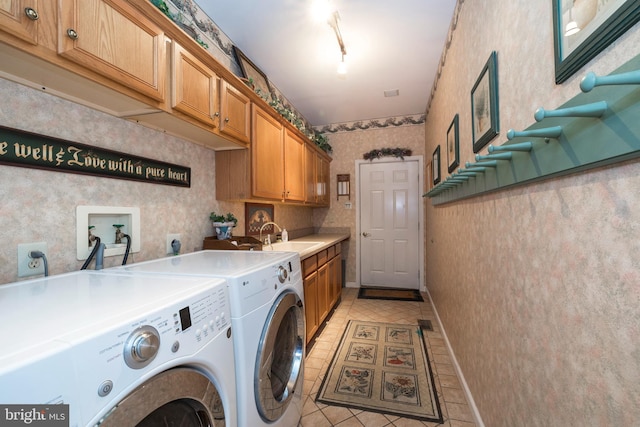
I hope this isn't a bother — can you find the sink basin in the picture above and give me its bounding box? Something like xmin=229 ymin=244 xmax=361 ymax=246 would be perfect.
xmin=264 ymin=241 xmax=324 ymax=253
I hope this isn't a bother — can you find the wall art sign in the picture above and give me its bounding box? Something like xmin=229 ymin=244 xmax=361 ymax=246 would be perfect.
xmin=471 ymin=51 xmax=500 ymax=153
xmin=553 ymin=0 xmax=640 ymax=83
xmin=0 ymin=126 xmax=191 ymax=187
xmin=245 ymin=202 xmax=275 ymax=236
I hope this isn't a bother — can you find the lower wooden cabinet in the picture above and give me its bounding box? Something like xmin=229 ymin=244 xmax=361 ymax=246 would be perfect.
xmin=304 ymin=271 xmax=319 ymax=341
xmin=328 ymin=254 xmax=342 ymax=308
xmin=303 ymin=243 xmax=343 ymax=344
xmin=317 ymin=263 xmax=330 ymax=322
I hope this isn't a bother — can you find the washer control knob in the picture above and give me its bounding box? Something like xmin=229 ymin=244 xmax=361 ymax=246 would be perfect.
xmin=123 ymin=325 xmax=160 ymax=369
xmin=277 ymin=265 xmax=288 ymax=283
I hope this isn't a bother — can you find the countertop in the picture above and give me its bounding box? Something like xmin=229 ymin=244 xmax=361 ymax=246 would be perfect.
xmin=266 ymin=233 xmax=350 ymax=259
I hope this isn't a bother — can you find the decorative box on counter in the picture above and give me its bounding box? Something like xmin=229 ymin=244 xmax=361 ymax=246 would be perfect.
xmin=203 ymin=236 xmax=262 ymax=251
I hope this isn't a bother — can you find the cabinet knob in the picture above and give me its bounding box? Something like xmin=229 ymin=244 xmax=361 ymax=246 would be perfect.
xmin=362 ymin=232 xmax=371 ymax=237
xmin=213 ymin=112 xmax=220 ymax=117
xmin=66 ymin=28 xmax=79 ymax=40
xmin=224 ymin=117 xmax=230 ymax=123
xmin=24 ymin=7 xmax=39 ymax=21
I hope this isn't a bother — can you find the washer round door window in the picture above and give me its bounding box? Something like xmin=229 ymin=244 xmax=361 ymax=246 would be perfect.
xmin=99 ymin=368 xmax=226 ymax=426
xmin=255 ymin=291 xmax=304 ymax=422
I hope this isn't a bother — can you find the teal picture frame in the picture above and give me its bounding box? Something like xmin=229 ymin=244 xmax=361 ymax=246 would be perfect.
xmin=553 ymin=0 xmax=640 ymax=84
xmin=447 ymin=114 xmax=460 ymax=173
xmin=471 ymin=51 xmax=499 ymax=153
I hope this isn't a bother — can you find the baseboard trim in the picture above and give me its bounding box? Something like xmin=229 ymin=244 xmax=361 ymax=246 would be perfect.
xmin=424 ymin=288 xmax=485 ymax=427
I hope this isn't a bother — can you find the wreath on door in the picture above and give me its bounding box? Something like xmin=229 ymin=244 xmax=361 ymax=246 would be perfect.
xmin=363 ymin=147 xmax=412 ymax=161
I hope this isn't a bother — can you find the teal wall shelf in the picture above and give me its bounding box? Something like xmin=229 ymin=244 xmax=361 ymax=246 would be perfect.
xmin=425 ymin=54 xmax=640 ymax=205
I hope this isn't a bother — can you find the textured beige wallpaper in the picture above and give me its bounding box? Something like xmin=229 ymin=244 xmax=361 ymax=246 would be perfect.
xmin=424 ymin=0 xmax=640 ymax=425
xmin=0 ymin=79 xmax=312 ymax=283
xmin=0 ymin=78 xmax=225 ymax=282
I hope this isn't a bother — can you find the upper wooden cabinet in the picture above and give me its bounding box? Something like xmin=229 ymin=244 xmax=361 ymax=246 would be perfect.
xmin=0 ymin=0 xmax=315 ymax=153
xmin=173 ymin=48 xmax=251 ymax=144
xmin=0 ymin=0 xmax=40 ymax=45
xmin=215 ymin=149 xmax=250 ymax=201
xmin=251 ymin=104 xmax=285 ymax=200
xmin=250 ymin=104 xmax=327 ymax=204
xmin=283 ymin=128 xmax=306 ymax=202
xmin=317 ymin=155 xmax=330 ymax=205
xmin=304 ymin=143 xmax=317 ymax=204
xmin=216 ymin=106 xmax=331 ymax=206
xmin=304 ymin=143 xmax=330 ymax=205
xmin=219 ymin=80 xmax=251 ymax=144
xmin=171 ymin=41 xmax=218 ymax=128
xmin=58 ymin=0 xmax=165 ymax=102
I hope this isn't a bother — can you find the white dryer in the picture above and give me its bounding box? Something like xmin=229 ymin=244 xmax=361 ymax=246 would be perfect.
xmin=0 ymin=270 xmax=236 ymax=427
xmin=113 ymin=250 xmax=305 ymax=427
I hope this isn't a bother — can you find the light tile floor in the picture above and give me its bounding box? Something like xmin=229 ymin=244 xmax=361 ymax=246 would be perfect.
xmin=299 ymin=288 xmax=477 ymax=427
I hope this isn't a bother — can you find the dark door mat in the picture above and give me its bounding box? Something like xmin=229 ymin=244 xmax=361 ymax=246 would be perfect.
xmin=358 ymin=286 xmax=424 ymax=302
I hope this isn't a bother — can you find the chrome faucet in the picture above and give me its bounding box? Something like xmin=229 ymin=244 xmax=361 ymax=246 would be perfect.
xmin=259 ymin=221 xmax=282 ymax=246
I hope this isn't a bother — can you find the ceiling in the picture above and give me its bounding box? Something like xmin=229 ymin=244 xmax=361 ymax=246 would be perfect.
xmin=194 ymin=0 xmax=457 ymax=127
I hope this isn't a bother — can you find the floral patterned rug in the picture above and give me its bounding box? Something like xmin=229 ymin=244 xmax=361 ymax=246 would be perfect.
xmin=316 ymin=320 xmax=443 ymax=423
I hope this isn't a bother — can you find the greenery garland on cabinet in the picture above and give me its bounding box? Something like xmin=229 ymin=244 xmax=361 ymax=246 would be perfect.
xmin=151 ymin=0 xmax=331 ymax=154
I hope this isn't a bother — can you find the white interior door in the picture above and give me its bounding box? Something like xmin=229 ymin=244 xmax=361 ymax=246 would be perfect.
xmin=358 ymin=158 xmax=421 ymax=289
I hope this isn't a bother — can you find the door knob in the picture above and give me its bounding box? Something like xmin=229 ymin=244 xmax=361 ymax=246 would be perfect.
xmin=362 ymin=232 xmax=370 ymax=237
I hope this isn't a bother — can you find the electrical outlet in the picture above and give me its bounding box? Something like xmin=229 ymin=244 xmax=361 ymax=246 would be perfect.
xmin=166 ymin=234 xmax=181 ymax=255
xmin=18 ymin=242 xmax=48 ymax=277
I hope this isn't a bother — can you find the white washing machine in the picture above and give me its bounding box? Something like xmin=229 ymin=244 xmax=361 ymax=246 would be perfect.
xmin=113 ymin=250 xmax=305 ymax=427
xmin=0 ymin=270 xmax=237 ymax=427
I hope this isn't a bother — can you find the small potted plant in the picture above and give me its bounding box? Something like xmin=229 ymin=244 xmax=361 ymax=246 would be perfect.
xmin=210 ymin=212 xmax=238 ymax=240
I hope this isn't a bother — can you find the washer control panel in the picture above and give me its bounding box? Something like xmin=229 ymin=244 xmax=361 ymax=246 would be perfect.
xmin=229 ymin=252 xmax=302 ymax=317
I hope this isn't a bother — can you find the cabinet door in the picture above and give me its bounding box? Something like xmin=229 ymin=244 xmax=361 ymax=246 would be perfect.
xmin=317 ymin=263 xmax=329 ymax=323
xmin=322 ymin=157 xmax=331 ymax=204
xmin=171 ymin=42 xmax=218 ymax=127
xmin=251 ymin=104 xmax=284 ymax=200
xmin=215 ymin=149 xmax=250 ymax=200
xmin=0 ymin=0 xmax=39 ymax=44
xmin=315 ymin=155 xmax=330 ymax=206
xmin=304 ymin=271 xmax=318 ymax=343
xmin=58 ymin=0 xmax=165 ymax=101
xmin=283 ymin=128 xmax=305 ymax=202
xmin=329 ymin=254 xmax=342 ymax=308
xmin=219 ymin=79 xmax=250 ymax=144
xmin=304 ymin=143 xmax=317 ymax=204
